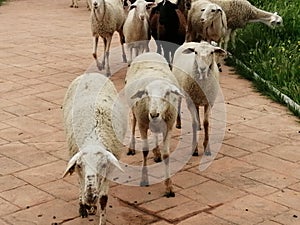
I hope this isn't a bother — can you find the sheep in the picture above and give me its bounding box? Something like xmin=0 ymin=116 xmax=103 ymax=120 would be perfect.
xmin=91 ymin=0 xmax=127 ymax=76
xmin=125 ymin=52 xmax=183 ymax=197
xmin=123 ymin=0 xmax=157 ymax=65
xmin=70 ymin=0 xmax=91 ymax=9
xmin=209 ymin=0 xmax=283 ymax=50
xmin=186 ymin=0 xmax=227 ymax=44
xmin=150 ymin=0 xmax=188 ymax=64
xmin=62 ymin=73 xmax=126 ymax=225
xmin=172 ymin=41 xmax=226 ymax=156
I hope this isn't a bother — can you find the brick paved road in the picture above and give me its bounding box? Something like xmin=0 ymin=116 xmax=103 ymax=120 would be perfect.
xmin=0 ymin=0 xmax=299 ymax=224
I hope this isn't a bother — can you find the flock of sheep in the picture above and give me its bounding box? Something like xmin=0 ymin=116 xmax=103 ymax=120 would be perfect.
xmin=63 ymin=0 xmax=283 ymax=224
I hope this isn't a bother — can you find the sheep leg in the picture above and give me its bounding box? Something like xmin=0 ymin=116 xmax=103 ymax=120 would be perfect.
xmin=187 ymin=101 xmax=199 ymax=156
xmin=140 ymin=128 xmax=149 ymax=187
xmin=153 ymin=133 xmax=161 ymax=163
xmin=230 ymin=30 xmax=237 ymax=50
xmin=78 ymin=177 xmax=88 ymax=217
xmin=176 ymin=97 xmax=182 ymax=129
xmin=103 ymin=36 xmax=112 ymax=77
xmin=162 ymin=130 xmax=175 ymax=197
xmin=99 ymin=178 xmax=109 ymax=225
xmin=223 ymin=29 xmax=232 ymax=51
xmin=93 ymin=36 xmax=103 ymax=70
xmin=128 ymin=112 xmax=136 ymax=155
xmin=196 ymin=106 xmax=201 ymax=130
xmin=118 ymin=30 xmax=127 ymax=63
xmin=203 ymin=104 xmax=211 ymax=156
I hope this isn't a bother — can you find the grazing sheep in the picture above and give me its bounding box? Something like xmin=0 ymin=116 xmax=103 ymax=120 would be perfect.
xmin=150 ymin=0 xmax=188 ymax=63
xmin=123 ymin=0 xmax=156 ymax=64
xmin=91 ymin=0 xmax=127 ymax=76
xmin=186 ymin=0 xmax=227 ymax=44
xmin=172 ymin=41 xmax=226 ymax=156
xmin=125 ymin=52 xmax=183 ymax=197
xmin=210 ymin=0 xmax=283 ymax=50
xmin=62 ymin=73 xmax=126 ymax=225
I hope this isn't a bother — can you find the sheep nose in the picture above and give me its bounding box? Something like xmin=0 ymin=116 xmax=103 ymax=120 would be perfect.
xmin=199 ymin=67 xmax=206 ymax=73
xmin=150 ymin=112 xmax=159 ymax=118
xmin=93 ymin=2 xmax=98 ymax=7
xmin=185 ymin=2 xmax=191 ymax=10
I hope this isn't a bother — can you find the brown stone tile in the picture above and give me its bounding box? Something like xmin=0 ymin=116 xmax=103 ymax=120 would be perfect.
xmin=0 ymin=197 xmax=20 ymax=217
xmin=172 ymin=170 xmax=208 ymax=189
xmin=223 ymin=135 xmax=270 ymax=152
xmin=14 ymin=160 xmax=66 ymax=186
xmin=263 ymin=141 xmax=300 ymax=163
xmin=0 ymin=175 xmax=26 ymax=192
xmin=0 ymin=142 xmax=57 ymax=167
xmin=0 ymin=156 xmax=27 ymax=175
xmin=219 ymin=143 xmax=251 ymax=158
xmin=228 ymin=94 xmax=272 ymax=109
xmin=180 ymin=180 xmax=246 ymax=206
xmin=0 ymin=184 xmax=54 ymax=208
xmin=266 ymin=189 xmax=300 ymax=211
xmin=158 ymin=200 xmax=209 ymax=223
xmin=257 ymin=220 xmax=282 ymax=225
xmin=0 ymin=127 xmax=33 ymax=142
xmin=177 ymin=212 xmax=232 ymax=225
xmin=3 ymin=104 xmax=39 ymax=116
xmin=149 ymin=221 xmax=172 ymax=225
xmin=272 ymin=209 xmax=300 ymax=225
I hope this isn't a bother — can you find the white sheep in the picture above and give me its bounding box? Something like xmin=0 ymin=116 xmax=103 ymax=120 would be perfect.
xmin=186 ymin=0 xmax=227 ymax=44
xmin=123 ymin=0 xmax=156 ymax=65
xmin=91 ymin=0 xmax=127 ymax=76
xmin=125 ymin=52 xmax=183 ymax=197
xmin=70 ymin=0 xmax=91 ymax=9
xmin=210 ymin=0 xmax=283 ymax=50
xmin=62 ymin=73 xmax=126 ymax=225
xmin=172 ymin=41 xmax=226 ymax=156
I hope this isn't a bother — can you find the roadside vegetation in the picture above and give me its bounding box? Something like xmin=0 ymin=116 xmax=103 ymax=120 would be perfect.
xmin=226 ymin=0 xmax=300 ymax=117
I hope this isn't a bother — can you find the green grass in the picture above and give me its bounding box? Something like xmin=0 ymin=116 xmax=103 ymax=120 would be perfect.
xmin=0 ymin=0 xmax=6 ymax=5
xmin=226 ymin=0 xmax=300 ymax=117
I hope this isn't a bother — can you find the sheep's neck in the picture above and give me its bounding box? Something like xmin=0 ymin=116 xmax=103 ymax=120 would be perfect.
xmin=248 ymin=7 xmax=274 ymax=27
xmin=93 ymin=0 xmax=107 ymax=23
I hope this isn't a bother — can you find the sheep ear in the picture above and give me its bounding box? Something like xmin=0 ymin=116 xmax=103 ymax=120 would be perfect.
xmin=131 ymin=90 xmax=146 ymax=99
xmin=146 ymin=2 xmax=157 ymax=9
xmin=182 ymin=48 xmax=195 ymax=54
xmin=106 ymin=151 xmax=124 ymax=172
xmin=170 ymin=85 xmax=185 ymax=98
xmin=62 ymin=151 xmax=82 ymax=178
xmin=214 ymin=47 xmax=227 ymax=57
xmin=129 ymin=4 xmax=136 ymax=10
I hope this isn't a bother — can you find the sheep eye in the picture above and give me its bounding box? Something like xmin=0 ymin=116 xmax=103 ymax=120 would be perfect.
xmin=211 ymin=9 xmax=216 ymax=12
xmin=77 ymin=164 xmax=81 ymax=169
xmin=211 ymin=51 xmax=214 ymax=54
xmin=146 ymin=5 xmax=150 ymax=10
xmin=201 ymin=8 xmax=205 ymax=11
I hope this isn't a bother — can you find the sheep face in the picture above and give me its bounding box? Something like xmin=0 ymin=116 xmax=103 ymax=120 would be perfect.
xmin=182 ymin=41 xmax=226 ymax=79
xmin=200 ymin=4 xmax=223 ymax=23
xmin=269 ymin=12 xmax=283 ymax=27
xmin=91 ymin=0 xmax=102 ymax=10
xmin=62 ymin=146 xmax=123 ymax=206
xmin=131 ymin=80 xmax=183 ymax=124
xmin=130 ymin=0 xmax=156 ymax=21
xmin=185 ymin=0 xmax=192 ymax=10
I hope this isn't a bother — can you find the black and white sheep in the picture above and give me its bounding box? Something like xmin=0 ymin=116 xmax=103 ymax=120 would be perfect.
xmin=125 ymin=52 xmax=183 ymax=197
xmin=91 ymin=0 xmax=127 ymax=76
xmin=123 ymin=0 xmax=156 ymax=65
xmin=172 ymin=41 xmax=226 ymax=156
xmin=186 ymin=0 xmax=227 ymax=44
xmin=62 ymin=73 xmax=126 ymax=225
xmin=210 ymin=0 xmax=283 ymax=50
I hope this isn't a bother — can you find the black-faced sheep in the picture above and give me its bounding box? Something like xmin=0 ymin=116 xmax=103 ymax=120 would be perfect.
xmin=125 ymin=52 xmax=183 ymax=197
xmin=62 ymin=73 xmax=126 ymax=225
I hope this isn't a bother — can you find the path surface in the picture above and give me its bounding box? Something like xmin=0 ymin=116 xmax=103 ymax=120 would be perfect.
xmin=0 ymin=1 xmax=299 ymax=224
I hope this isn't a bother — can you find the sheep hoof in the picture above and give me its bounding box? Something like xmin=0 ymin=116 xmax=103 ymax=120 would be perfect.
xmin=154 ymin=156 xmax=162 ymax=163
xmin=122 ymin=55 xmax=127 ymax=63
xmin=70 ymin=5 xmax=74 ymax=8
xmin=204 ymin=150 xmax=211 ymax=156
xmin=79 ymin=204 xmax=88 ymax=218
xmin=127 ymin=149 xmax=136 ymax=155
xmin=192 ymin=149 xmax=199 ymax=156
xmin=140 ymin=180 xmax=149 ymax=187
xmin=164 ymin=191 xmax=175 ymax=198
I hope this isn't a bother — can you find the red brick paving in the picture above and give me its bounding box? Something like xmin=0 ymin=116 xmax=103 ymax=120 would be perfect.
xmin=0 ymin=0 xmax=299 ymax=224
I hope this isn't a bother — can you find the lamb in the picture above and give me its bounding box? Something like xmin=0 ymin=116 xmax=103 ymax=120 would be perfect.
xmin=123 ymin=0 xmax=156 ymax=65
xmin=186 ymin=0 xmax=227 ymax=44
xmin=209 ymin=0 xmax=283 ymax=50
xmin=91 ymin=0 xmax=127 ymax=76
xmin=172 ymin=41 xmax=226 ymax=156
xmin=62 ymin=73 xmax=126 ymax=225
xmin=125 ymin=52 xmax=183 ymax=197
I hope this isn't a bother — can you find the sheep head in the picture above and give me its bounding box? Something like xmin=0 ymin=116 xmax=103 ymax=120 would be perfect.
xmin=200 ymin=3 xmax=223 ymax=23
xmin=270 ymin=12 xmax=283 ymax=27
xmin=129 ymin=0 xmax=156 ymax=20
xmin=182 ymin=41 xmax=226 ymax=80
xmin=62 ymin=145 xmax=123 ymax=206
xmin=131 ymin=80 xmax=183 ymax=124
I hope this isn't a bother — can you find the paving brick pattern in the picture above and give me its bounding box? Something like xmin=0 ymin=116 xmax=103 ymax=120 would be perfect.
xmin=0 ymin=0 xmax=299 ymax=224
